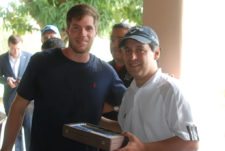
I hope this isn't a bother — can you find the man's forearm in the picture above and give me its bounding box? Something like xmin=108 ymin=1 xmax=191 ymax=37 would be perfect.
xmin=1 ymin=112 xmax=23 ymax=150
xmin=1 ymin=95 xmax=28 ymax=151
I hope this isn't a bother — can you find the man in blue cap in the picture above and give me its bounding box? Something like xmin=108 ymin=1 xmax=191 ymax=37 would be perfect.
xmin=41 ymin=25 xmax=61 ymax=43
xmin=101 ymin=25 xmax=199 ymax=151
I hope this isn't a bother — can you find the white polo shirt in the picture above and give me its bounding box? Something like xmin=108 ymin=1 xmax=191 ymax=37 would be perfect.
xmin=118 ymin=69 xmax=199 ymax=142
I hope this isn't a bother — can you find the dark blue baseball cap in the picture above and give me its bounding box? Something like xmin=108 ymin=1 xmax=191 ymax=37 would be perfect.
xmin=119 ymin=25 xmax=159 ymax=48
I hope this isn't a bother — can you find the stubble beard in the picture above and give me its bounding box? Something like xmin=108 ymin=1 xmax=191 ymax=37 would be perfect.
xmin=68 ymin=40 xmax=90 ymax=55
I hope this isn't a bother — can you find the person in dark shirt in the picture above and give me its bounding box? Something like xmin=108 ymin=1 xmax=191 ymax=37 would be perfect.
xmin=0 ymin=4 xmax=126 ymax=151
xmin=41 ymin=37 xmax=65 ymax=51
xmin=109 ymin=22 xmax=133 ymax=87
xmin=103 ymin=23 xmax=133 ymax=121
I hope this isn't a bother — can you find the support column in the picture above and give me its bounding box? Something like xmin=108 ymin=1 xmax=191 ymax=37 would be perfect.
xmin=143 ymin=0 xmax=183 ymax=78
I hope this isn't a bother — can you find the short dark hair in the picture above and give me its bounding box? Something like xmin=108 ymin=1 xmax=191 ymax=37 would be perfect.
xmin=41 ymin=37 xmax=65 ymax=51
xmin=8 ymin=35 xmax=22 ymax=45
xmin=66 ymin=4 xmax=99 ymax=29
xmin=112 ymin=22 xmax=131 ymax=30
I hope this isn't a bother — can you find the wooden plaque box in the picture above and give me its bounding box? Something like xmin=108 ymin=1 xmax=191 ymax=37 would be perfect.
xmin=63 ymin=123 xmax=125 ymax=151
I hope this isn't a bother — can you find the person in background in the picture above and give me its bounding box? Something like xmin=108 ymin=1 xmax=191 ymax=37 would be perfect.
xmin=102 ymin=26 xmax=199 ymax=151
xmin=0 ymin=35 xmax=33 ymax=151
xmin=41 ymin=24 xmax=61 ymax=43
xmin=109 ymin=22 xmax=133 ymax=87
xmin=0 ymin=4 xmax=126 ymax=151
xmin=103 ymin=23 xmax=133 ymax=121
xmin=41 ymin=37 xmax=65 ymax=51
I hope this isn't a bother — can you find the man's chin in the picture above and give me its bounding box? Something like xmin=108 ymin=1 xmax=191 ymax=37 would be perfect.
xmin=127 ymin=70 xmax=137 ymax=76
xmin=70 ymin=47 xmax=89 ymax=54
xmin=73 ymin=50 xmax=86 ymax=54
xmin=69 ymin=43 xmax=90 ymax=54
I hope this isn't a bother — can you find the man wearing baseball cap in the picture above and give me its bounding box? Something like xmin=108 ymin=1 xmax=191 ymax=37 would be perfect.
xmin=41 ymin=25 xmax=61 ymax=43
xmin=115 ymin=25 xmax=199 ymax=150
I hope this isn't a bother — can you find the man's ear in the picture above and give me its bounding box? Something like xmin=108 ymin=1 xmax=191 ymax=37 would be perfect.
xmin=154 ymin=47 xmax=160 ymax=60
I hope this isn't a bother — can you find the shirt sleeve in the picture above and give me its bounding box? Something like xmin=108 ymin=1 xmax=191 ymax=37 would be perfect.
xmin=165 ymin=86 xmax=199 ymax=141
xmin=106 ymin=65 xmax=127 ymax=106
xmin=17 ymin=53 xmax=40 ymax=101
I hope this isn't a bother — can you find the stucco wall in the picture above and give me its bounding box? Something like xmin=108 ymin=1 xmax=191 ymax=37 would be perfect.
xmin=143 ymin=0 xmax=182 ymax=78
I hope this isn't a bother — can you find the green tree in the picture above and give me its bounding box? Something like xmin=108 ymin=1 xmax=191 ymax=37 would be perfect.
xmin=0 ymin=0 xmax=143 ymax=37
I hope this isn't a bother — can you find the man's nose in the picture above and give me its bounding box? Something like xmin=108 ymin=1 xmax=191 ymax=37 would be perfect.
xmin=80 ymin=28 xmax=87 ymax=36
xmin=128 ymin=50 xmax=138 ymax=60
